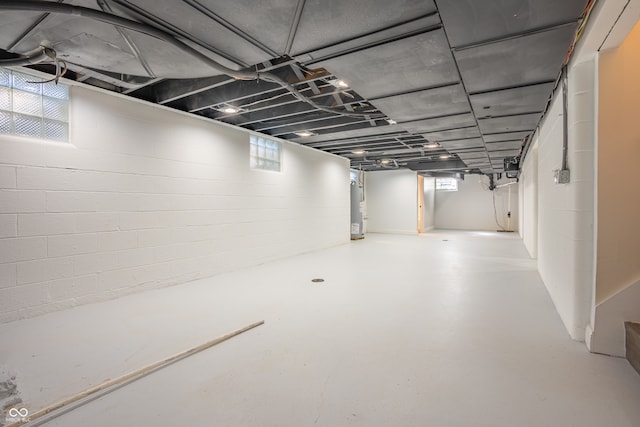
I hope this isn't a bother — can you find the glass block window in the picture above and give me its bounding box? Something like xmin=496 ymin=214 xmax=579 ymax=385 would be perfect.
xmin=436 ymin=177 xmax=458 ymax=191
xmin=0 ymin=68 xmax=69 ymax=142
xmin=250 ymin=134 xmax=281 ymax=171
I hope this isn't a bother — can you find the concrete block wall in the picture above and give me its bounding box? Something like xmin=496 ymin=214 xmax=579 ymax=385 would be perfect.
xmin=0 ymin=84 xmax=350 ymax=323
xmin=365 ymin=169 xmax=418 ymax=235
xmin=518 ymin=141 xmax=538 ymax=259
xmin=529 ymin=56 xmax=596 ymax=341
xmin=435 ymin=175 xmax=518 ymax=232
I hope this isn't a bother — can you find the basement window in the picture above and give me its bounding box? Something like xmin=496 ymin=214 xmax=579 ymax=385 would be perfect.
xmin=436 ymin=178 xmax=458 ymax=191
xmin=250 ymin=134 xmax=281 ymax=171
xmin=0 ymin=68 xmax=69 ymax=142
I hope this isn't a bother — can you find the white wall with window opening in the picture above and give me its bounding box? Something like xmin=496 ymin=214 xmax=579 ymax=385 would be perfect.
xmin=0 ymin=68 xmax=69 ymax=142
xmin=435 ymin=176 xmax=518 ymax=232
xmin=250 ymin=134 xmax=281 ymax=171
xmin=0 ymin=83 xmax=349 ymax=323
xmin=435 ymin=177 xmax=458 ymax=191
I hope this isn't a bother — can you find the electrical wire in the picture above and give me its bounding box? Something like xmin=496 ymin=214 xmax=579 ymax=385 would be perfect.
xmin=7 ymin=46 xmax=70 ymax=85
xmin=492 ymin=189 xmax=506 ymax=231
xmin=0 ymin=1 xmax=387 ymax=120
xmin=519 ymin=0 xmax=596 ymax=165
xmin=28 ymin=60 xmax=68 ymax=84
xmin=0 ymin=46 xmax=50 ymax=66
xmin=563 ymin=0 xmax=597 ymax=65
xmin=238 ymin=91 xmax=293 ymax=109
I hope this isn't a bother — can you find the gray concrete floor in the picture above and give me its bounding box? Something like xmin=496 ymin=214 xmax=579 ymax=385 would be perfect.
xmin=2 ymin=231 xmax=640 ymax=426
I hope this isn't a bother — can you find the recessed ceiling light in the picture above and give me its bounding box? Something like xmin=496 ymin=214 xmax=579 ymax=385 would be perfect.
xmin=439 ymin=154 xmax=451 ymax=159
xmin=352 ymin=149 xmax=365 ymax=155
xmin=386 ymin=119 xmax=397 ymax=125
xmin=216 ymin=104 xmax=245 ymax=114
xmin=380 ymin=159 xmax=390 ymax=164
xmin=335 ymin=79 xmax=349 ymax=88
xmin=295 ymin=131 xmax=315 ymax=137
xmin=424 ymin=143 xmax=439 ymax=149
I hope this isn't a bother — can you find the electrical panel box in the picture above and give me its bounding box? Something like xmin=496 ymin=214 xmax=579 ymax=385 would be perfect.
xmin=554 ymin=169 xmax=571 ymax=184
xmin=504 ymin=156 xmax=520 ymax=179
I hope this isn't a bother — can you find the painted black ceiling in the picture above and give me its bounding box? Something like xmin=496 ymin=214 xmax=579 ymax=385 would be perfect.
xmin=0 ymin=0 xmax=591 ymax=174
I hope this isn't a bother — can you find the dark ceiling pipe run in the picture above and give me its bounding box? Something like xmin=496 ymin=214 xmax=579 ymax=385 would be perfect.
xmin=516 ymin=0 xmax=598 ymax=170
xmin=0 ymin=46 xmax=51 ymax=66
xmin=0 ymin=0 xmax=385 ymax=119
xmin=561 ymin=65 xmax=569 ymax=172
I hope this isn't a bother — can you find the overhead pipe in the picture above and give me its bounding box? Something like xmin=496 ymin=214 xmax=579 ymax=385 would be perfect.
xmin=562 ymin=65 xmax=569 ymax=172
xmin=0 ymin=45 xmax=51 ymax=66
xmin=0 ymin=45 xmax=68 ymax=84
xmin=0 ymin=1 xmax=385 ymax=119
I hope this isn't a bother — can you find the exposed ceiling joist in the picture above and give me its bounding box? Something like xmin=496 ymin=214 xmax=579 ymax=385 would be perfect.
xmin=0 ymin=0 xmax=593 ymax=173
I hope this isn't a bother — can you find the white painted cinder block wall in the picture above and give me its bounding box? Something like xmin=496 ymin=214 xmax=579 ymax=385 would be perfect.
xmin=518 ymin=142 xmax=538 ymax=259
xmin=520 ymin=56 xmax=596 ymax=342
xmin=517 ymin=0 xmax=640 ymax=352
xmin=525 ymin=71 xmax=594 ymax=340
xmin=364 ymin=169 xmax=417 ymax=235
xmin=423 ymin=177 xmax=435 ymax=231
xmin=435 ymin=176 xmax=519 ymax=232
xmin=0 ymin=84 xmax=350 ymax=323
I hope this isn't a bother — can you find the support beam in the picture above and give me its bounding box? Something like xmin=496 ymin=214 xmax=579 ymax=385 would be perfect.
xmin=284 ymin=0 xmax=307 ymax=56
xmin=6 ymin=0 xmax=65 ymax=50
xmin=155 ymin=75 xmax=234 ymax=104
xmin=452 ymin=20 xmax=580 ymax=51
xmin=208 ymin=86 xmax=365 ymax=125
xmin=305 ymin=131 xmax=410 ymax=148
xmin=432 ymin=2 xmax=494 ymax=172
xmin=254 ymin=111 xmax=353 ymax=132
xmin=297 ymin=13 xmax=441 ymax=64
xmin=467 ymin=80 xmax=557 ymax=97
xmin=122 ymin=77 xmax=164 ymax=95
xmin=252 ymin=94 xmax=365 ymax=131
xmin=137 ymin=57 xmax=298 ymax=105
xmin=222 ymin=101 xmax=317 ymax=126
xmin=181 ymin=0 xmax=278 ymax=57
xmin=98 ymin=0 xmax=155 ymax=77
xmin=315 ymin=139 xmax=425 ymax=151
xmin=109 ymin=0 xmax=246 ymax=68
xmin=179 ymin=67 xmax=332 ymax=112
xmin=368 ymin=81 xmax=461 ymax=102
xmin=271 ymin=117 xmax=380 ymax=138
xmin=185 ymin=79 xmax=281 ymax=112
xmin=406 ymin=159 xmax=468 ymax=171
xmin=397 ymin=111 xmax=477 ymax=126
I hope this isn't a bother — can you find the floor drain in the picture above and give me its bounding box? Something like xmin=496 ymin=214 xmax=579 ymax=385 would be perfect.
xmin=311 ymin=278 xmax=325 ymax=283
